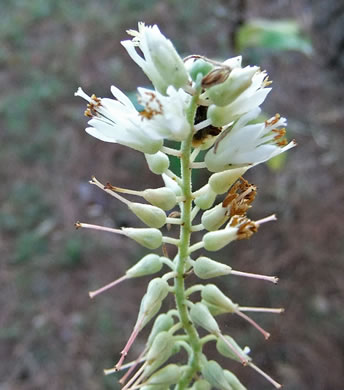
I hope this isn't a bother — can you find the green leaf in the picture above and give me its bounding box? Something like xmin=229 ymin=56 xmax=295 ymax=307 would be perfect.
xmin=236 ymin=19 xmax=312 ymax=56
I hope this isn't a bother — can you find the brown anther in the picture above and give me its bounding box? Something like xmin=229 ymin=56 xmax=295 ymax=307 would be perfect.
xmin=104 ymin=182 xmax=115 ymax=190
xmin=74 ymin=221 xmax=82 ymax=229
xmin=277 ymin=139 xmax=288 ymax=147
xmin=201 ymin=67 xmax=231 ymax=88
xmin=265 ymin=114 xmax=280 ymax=127
xmin=90 ymin=94 xmax=101 ymax=105
xmin=84 ymin=108 xmax=93 ymax=118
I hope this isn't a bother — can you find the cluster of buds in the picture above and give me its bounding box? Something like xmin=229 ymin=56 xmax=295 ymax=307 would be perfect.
xmin=75 ymin=22 xmax=295 ymax=390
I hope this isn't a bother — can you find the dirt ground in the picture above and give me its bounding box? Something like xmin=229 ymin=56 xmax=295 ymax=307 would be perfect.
xmin=1 ymin=1 xmax=344 ymax=389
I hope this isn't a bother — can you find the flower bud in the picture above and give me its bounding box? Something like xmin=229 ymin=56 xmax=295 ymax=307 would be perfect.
xmin=216 ymin=335 xmax=251 ymax=363
xmin=201 ymin=203 xmax=228 ymax=231
xmin=209 ymin=167 xmax=249 ymax=194
xmin=189 ymin=59 xmax=213 ymax=82
xmin=201 ymin=284 xmax=238 ymax=314
xmin=126 ymin=254 xmax=162 ymax=279
xmin=145 ymin=364 xmax=185 ymax=387
xmin=122 ymin=227 xmax=162 ymax=249
xmin=144 ymin=331 xmax=175 ymax=377
xmin=143 ymin=188 xmax=177 ymax=210
xmin=162 ymin=173 xmax=182 ymax=196
xmin=194 ymin=256 xmax=232 ymax=279
xmin=207 ymin=66 xmax=259 ymax=106
xmin=138 ymin=278 xmax=169 ymax=329
xmin=191 ymin=379 xmax=212 ymax=390
xmin=145 ymin=151 xmax=170 ymax=175
xmin=147 ymin=313 xmax=174 ymax=347
xmin=189 ymin=302 xmax=220 ymax=334
xmin=194 ymin=185 xmax=217 ymax=210
xmin=223 ymin=370 xmax=247 ymax=390
xmin=201 ymin=359 xmax=232 ymax=390
xmin=202 ymin=227 xmax=238 ymax=251
xmin=128 ymin=202 xmax=166 ymax=228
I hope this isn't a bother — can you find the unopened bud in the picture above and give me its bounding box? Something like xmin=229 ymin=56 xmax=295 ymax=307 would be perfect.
xmin=162 ymin=173 xmax=182 ymax=196
xmin=209 ymin=167 xmax=249 ymax=194
xmin=202 ymin=226 xmax=238 ymax=251
xmin=191 ymin=379 xmax=212 ymax=390
xmin=145 ymin=364 xmax=185 ymax=387
xmin=194 ymin=185 xmax=217 ymax=210
xmin=190 ymin=302 xmax=220 ymax=334
xmin=201 ymin=359 xmax=232 ymax=390
xmin=216 ymin=335 xmax=251 ymax=363
xmin=126 ymin=254 xmax=162 ymax=278
xmin=194 ymin=256 xmax=232 ymax=279
xmin=143 ymin=187 xmax=177 ymax=210
xmin=147 ymin=313 xmax=174 ymax=347
xmin=201 ymin=284 xmax=238 ymax=313
xmin=207 ymin=66 xmax=259 ymax=106
xmin=128 ymin=202 xmax=166 ymax=228
xmin=189 ymin=59 xmax=213 ymax=82
xmin=144 ymin=331 xmax=175 ymax=377
xmin=223 ymin=370 xmax=247 ymax=390
xmin=201 ymin=203 xmax=228 ymax=231
xmin=122 ymin=227 xmax=162 ymax=249
xmin=145 ymin=151 xmax=170 ymax=175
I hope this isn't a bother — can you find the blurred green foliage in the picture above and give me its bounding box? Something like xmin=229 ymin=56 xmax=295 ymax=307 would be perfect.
xmin=236 ymin=19 xmax=312 ymax=56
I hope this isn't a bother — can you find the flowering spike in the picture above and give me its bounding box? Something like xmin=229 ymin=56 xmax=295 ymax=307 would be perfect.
xmin=75 ymin=22 xmax=295 ymax=390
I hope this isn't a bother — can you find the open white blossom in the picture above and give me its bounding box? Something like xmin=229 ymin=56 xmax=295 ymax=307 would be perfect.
xmin=207 ymin=70 xmax=272 ymax=127
xmin=205 ymin=107 xmax=296 ymax=172
xmin=137 ymin=86 xmax=191 ymax=142
xmin=75 ymin=84 xmax=192 ymax=152
xmin=121 ymin=22 xmax=189 ymax=95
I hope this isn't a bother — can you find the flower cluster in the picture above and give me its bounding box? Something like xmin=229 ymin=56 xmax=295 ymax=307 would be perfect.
xmin=75 ymin=22 xmax=295 ymax=390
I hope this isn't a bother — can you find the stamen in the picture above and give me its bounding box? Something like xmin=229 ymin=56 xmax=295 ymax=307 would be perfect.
xmin=255 ymin=214 xmax=277 ymax=225
xmin=230 ymin=269 xmax=279 ymax=284
xmin=75 ymin=222 xmax=124 ymax=235
xmin=89 ymin=176 xmax=131 ymax=205
xmin=235 ymin=310 xmax=270 ymax=340
xmin=119 ymin=349 xmax=146 ymax=385
xmin=239 ymin=307 xmax=284 ymax=314
xmin=89 ymin=275 xmax=128 ymax=298
xmin=248 ymin=362 xmax=282 ymax=388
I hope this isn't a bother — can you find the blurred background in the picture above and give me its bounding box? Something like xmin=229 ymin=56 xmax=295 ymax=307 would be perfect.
xmin=1 ymin=1 xmax=344 ymax=389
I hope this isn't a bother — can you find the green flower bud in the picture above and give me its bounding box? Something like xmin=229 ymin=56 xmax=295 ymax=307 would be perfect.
xmin=145 ymin=151 xmax=170 ymax=175
xmin=190 ymin=302 xmax=220 ymax=334
xmin=128 ymin=202 xmax=166 ymax=228
xmin=209 ymin=167 xmax=249 ymax=194
xmin=126 ymin=254 xmax=162 ymax=279
xmin=201 ymin=299 xmax=228 ymax=316
xmin=223 ymin=370 xmax=247 ymax=390
xmin=145 ymin=364 xmax=185 ymax=387
xmin=147 ymin=313 xmax=174 ymax=347
xmin=216 ymin=335 xmax=251 ymax=363
xmin=143 ymin=187 xmax=177 ymax=210
xmin=203 ymin=227 xmax=238 ymax=251
xmin=194 ymin=256 xmax=232 ymax=279
xmin=201 ymin=359 xmax=232 ymax=390
xmin=144 ymin=331 xmax=175 ymax=377
xmin=122 ymin=227 xmax=162 ymax=249
xmin=162 ymin=173 xmax=182 ymax=196
xmin=201 ymin=203 xmax=228 ymax=231
xmin=191 ymin=379 xmax=212 ymax=390
xmin=138 ymin=278 xmax=169 ymax=328
xmin=189 ymin=59 xmax=213 ymax=82
xmin=194 ymin=185 xmax=217 ymax=210
xmin=207 ymin=66 xmax=259 ymax=106
xmin=201 ymin=284 xmax=238 ymax=313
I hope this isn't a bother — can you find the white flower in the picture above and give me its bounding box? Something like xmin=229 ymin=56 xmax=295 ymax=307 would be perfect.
xmin=207 ymin=70 xmax=272 ymax=127
xmin=205 ymin=107 xmax=296 ymax=172
xmin=74 ymin=86 xmax=163 ymax=154
xmin=121 ymin=22 xmax=189 ymax=94
xmin=137 ymin=86 xmax=191 ymax=142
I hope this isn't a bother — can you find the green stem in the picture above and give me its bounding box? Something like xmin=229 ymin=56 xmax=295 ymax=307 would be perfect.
xmin=174 ymin=95 xmax=201 ymax=390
